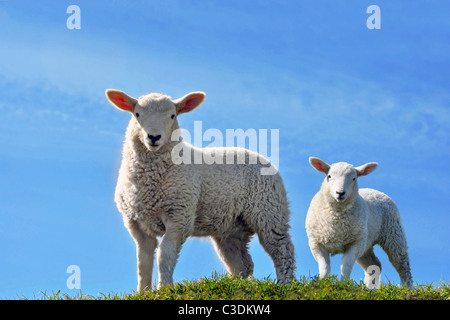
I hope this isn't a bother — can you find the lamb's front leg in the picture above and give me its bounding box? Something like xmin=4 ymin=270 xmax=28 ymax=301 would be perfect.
xmin=125 ymin=220 xmax=158 ymax=292
xmin=310 ymin=242 xmax=330 ymax=278
xmin=157 ymin=217 xmax=193 ymax=288
xmin=340 ymin=244 xmax=361 ymax=281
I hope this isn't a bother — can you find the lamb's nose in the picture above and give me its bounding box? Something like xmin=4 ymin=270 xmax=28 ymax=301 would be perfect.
xmin=336 ymin=191 xmax=346 ymax=197
xmin=148 ymin=134 xmax=161 ymax=144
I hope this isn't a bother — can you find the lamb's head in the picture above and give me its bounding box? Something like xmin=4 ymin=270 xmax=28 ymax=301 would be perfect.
xmin=106 ymin=89 xmax=205 ymax=152
xmin=309 ymin=157 xmax=378 ymax=203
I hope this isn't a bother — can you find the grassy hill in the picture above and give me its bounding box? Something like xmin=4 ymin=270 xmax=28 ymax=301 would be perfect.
xmin=39 ymin=274 xmax=449 ymax=300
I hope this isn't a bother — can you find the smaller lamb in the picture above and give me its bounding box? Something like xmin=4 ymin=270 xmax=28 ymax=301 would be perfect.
xmin=305 ymin=157 xmax=412 ymax=289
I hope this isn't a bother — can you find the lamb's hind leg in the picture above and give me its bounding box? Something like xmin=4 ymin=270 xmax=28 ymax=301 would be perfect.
xmin=380 ymin=235 xmax=413 ymax=289
xmin=212 ymin=232 xmax=254 ymax=278
xmin=378 ymin=204 xmax=413 ymax=289
xmin=256 ymin=222 xmax=295 ymax=284
xmin=357 ymin=247 xmax=382 ymax=289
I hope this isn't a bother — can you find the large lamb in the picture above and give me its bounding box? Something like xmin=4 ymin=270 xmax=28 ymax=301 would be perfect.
xmin=106 ymin=89 xmax=295 ymax=291
xmin=305 ymin=157 xmax=412 ymax=289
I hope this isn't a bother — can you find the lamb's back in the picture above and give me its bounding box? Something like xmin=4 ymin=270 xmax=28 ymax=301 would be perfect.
xmin=191 ymin=146 xmax=287 ymax=236
xmin=358 ymin=188 xmax=399 ymax=245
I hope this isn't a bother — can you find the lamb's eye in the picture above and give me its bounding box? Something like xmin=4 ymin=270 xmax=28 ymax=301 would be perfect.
xmin=135 ymin=113 xmax=140 ymax=118
xmin=171 ymin=114 xmax=175 ymax=119
xmin=328 ymin=175 xmax=331 ymax=179
xmin=353 ymin=177 xmax=356 ymax=181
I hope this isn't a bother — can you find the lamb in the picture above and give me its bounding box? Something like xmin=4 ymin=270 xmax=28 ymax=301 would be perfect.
xmin=305 ymin=157 xmax=412 ymax=289
xmin=105 ymin=89 xmax=296 ymax=291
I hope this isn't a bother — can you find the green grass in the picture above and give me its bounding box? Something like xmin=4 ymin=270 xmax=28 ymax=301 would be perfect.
xmin=32 ymin=273 xmax=450 ymax=300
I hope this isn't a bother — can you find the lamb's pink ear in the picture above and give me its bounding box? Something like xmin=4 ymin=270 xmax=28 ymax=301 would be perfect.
xmin=309 ymin=157 xmax=330 ymax=174
xmin=174 ymin=91 xmax=206 ymax=115
xmin=105 ymin=89 xmax=137 ymax=112
xmin=355 ymin=162 xmax=378 ymax=177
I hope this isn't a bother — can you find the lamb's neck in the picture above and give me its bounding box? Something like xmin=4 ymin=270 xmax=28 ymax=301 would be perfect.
xmin=329 ymin=199 xmax=356 ymax=216
xmin=126 ymin=135 xmax=175 ymax=169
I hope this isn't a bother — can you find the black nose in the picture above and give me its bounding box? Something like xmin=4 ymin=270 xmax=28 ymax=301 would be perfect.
xmin=148 ymin=134 xmax=161 ymax=145
xmin=336 ymin=191 xmax=346 ymax=198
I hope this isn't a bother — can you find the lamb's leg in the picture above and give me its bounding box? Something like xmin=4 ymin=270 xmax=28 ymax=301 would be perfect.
xmin=257 ymin=227 xmax=295 ymax=284
xmin=309 ymin=243 xmax=330 ymax=278
xmin=388 ymin=251 xmax=412 ymax=289
xmin=356 ymin=247 xmax=382 ymax=289
xmin=380 ymin=234 xmax=413 ymax=289
xmin=157 ymin=232 xmax=184 ymax=288
xmin=212 ymin=233 xmax=254 ymax=278
xmin=340 ymin=244 xmax=360 ymax=281
xmin=125 ymin=220 xmax=158 ymax=292
xmin=157 ymin=217 xmax=193 ymax=288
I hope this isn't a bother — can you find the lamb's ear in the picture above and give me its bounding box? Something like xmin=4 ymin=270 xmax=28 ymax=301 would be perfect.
xmin=355 ymin=162 xmax=378 ymax=177
xmin=309 ymin=157 xmax=330 ymax=174
xmin=174 ymin=91 xmax=206 ymax=115
xmin=105 ymin=89 xmax=137 ymax=112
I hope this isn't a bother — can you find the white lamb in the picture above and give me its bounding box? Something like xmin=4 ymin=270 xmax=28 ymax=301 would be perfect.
xmin=105 ymin=89 xmax=295 ymax=291
xmin=305 ymin=157 xmax=412 ymax=289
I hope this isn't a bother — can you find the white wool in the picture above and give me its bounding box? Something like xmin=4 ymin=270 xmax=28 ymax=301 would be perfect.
xmin=305 ymin=157 xmax=412 ymax=289
xmin=106 ymin=89 xmax=295 ymax=291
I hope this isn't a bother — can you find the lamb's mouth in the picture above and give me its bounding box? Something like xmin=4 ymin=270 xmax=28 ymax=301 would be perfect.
xmin=334 ymin=195 xmax=347 ymax=202
xmin=148 ymin=144 xmax=161 ymax=151
xmin=145 ymin=141 xmax=162 ymax=151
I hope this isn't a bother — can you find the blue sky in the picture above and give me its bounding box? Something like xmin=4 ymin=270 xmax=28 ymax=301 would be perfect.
xmin=0 ymin=0 xmax=449 ymax=298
